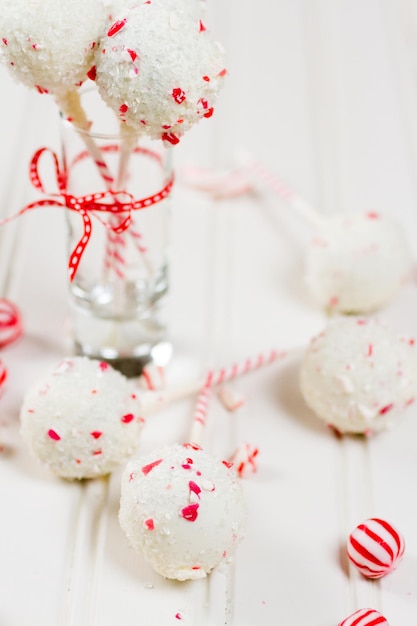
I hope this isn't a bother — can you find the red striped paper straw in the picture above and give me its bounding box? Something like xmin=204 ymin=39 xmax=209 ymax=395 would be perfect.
xmin=140 ymin=348 xmax=290 ymax=417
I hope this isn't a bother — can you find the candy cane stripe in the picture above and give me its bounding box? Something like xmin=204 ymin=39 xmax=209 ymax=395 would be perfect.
xmin=347 ymin=518 xmax=404 ymax=579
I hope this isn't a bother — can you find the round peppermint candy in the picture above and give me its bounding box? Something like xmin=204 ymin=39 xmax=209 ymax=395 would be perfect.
xmin=347 ymin=517 xmax=405 ymax=579
xmin=338 ymin=608 xmax=390 ymax=626
xmin=0 ymin=298 xmax=22 ymax=348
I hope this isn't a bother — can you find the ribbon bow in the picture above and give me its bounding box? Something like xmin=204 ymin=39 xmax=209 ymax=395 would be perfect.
xmin=1 ymin=146 xmax=174 ymax=281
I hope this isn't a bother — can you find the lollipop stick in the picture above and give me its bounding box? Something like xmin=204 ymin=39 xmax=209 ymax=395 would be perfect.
xmin=57 ymin=89 xmax=114 ymax=189
xmin=246 ymin=159 xmax=327 ymax=230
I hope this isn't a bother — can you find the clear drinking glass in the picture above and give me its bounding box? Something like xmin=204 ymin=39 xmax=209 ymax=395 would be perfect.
xmin=60 ymin=87 xmax=173 ymax=376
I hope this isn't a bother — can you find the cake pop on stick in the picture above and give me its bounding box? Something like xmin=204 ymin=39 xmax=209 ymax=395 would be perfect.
xmin=299 ymin=316 xmax=417 ymax=435
xmin=250 ymin=161 xmax=413 ymax=314
xmin=0 ymin=0 xmax=114 ymax=187
xmin=119 ymin=370 xmax=246 ymax=581
xmin=184 ymin=159 xmax=413 ymax=314
xmin=94 ymin=1 xmax=227 ymax=147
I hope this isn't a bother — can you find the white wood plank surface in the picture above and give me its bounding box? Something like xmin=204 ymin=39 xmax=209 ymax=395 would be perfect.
xmin=1 ymin=2 xmax=417 ymax=625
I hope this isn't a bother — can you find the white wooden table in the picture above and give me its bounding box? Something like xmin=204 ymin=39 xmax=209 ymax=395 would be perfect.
xmin=1 ymin=2 xmax=417 ymax=624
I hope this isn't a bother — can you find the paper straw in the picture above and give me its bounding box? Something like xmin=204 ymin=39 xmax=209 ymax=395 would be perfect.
xmin=140 ymin=347 xmax=290 ymax=417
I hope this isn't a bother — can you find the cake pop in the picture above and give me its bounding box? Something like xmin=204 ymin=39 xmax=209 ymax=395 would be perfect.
xmin=94 ymin=1 xmax=227 ymax=145
xmin=119 ymin=442 xmax=246 ymax=580
xmin=305 ymin=212 xmax=412 ymax=313
xmin=347 ymin=517 xmax=405 ymax=579
xmin=0 ymin=0 xmax=106 ymax=105
xmin=299 ymin=316 xmax=417 ymax=434
xmin=232 ymin=160 xmax=413 ymax=314
xmin=20 ymin=357 xmax=144 ymax=480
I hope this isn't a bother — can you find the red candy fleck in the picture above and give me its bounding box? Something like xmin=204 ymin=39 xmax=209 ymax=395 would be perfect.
xmin=47 ymin=429 xmax=61 ymax=441
xmin=367 ymin=344 xmax=373 ymax=357
xmin=87 ymin=66 xmax=97 ymax=81
xmin=218 ymin=68 xmax=227 ymax=77
xmin=379 ymin=404 xmax=394 ymax=415
xmin=108 ymin=18 xmax=127 ymax=37
xmin=199 ymin=20 xmax=206 ymax=32
xmin=35 ymin=85 xmax=48 ymax=94
xmin=222 ymin=460 xmax=233 ymax=469
xmin=181 ymin=464 xmax=192 ymax=470
xmin=172 ymin=87 xmax=186 ymax=104
xmin=144 ymin=518 xmax=155 ymax=530
xmin=99 ymin=361 xmax=109 ymax=371
xmin=161 ymin=132 xmax=180 ymax=145
xmin=127 ymin=48 xmax=137 ymax=61
xmin=2 ymin=38 xmax=7 ymax=46
xmin=90 ymin=431 xmax=102 ymax=439
xmin=189 ymin=481 xmax=201 ymax=498
xmin=121 ymin=413 xmax=134 ymax=423
xmin=175 ymin=614 xmax=182 ymax=621
xmin=202 ymin=75 xmax=210 ymax=82
xmin=180 ymin=503 xmax=199 ymax=522
xmin=119 ymin=103 xmax=128 ymax=114
xmin=92 ymin=449 xmax=102 ymax=456
xmin=142 ymin=458 xmax=163 ymax=475
xmin=203 ymin=107 xmax=214 ymax=118
xmin=367 ymin=212 xmax=380 ymax=219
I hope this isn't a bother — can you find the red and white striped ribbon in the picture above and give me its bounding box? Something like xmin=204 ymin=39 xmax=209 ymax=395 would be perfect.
xmin=347 ymin=518 xmax=405 ymax=579
xmin=338 ymin=608 xmax=390 ymax=626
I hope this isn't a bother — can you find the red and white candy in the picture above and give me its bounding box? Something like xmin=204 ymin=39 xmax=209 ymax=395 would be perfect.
xmin=347 ymin=518 xmax=405 ymax=579
xmin=338 ymin=608 xmax=390 ymax=626
xmin=0 ymin=298 xmax=22 ymax=348
xmin=94 ymin=2 xmax=227 ymax=145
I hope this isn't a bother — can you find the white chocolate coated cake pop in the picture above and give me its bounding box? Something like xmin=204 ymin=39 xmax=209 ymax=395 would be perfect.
xmin=94 ymin=1 xmax=227 ymax=145
xmin=0 ymin=0 xmax=107 ymax=97
xmin=20 ymin=357 xmax=144 ymax=480
xmin=299 ymin=316 xmax=417 ymax=434
xmin=305 ymin=212 xmax=412 ymax=313
xmin=119 ymin=443 xmax=246 ymax=580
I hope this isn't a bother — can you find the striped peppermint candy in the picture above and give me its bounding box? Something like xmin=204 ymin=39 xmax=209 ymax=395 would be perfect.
xmin=0 ymin=298 xmax=22 ymax=348
xmin=347 ymin=518 xmax=405 ymax=579
xmin=338 ymin=608 xmax=390 ymax=626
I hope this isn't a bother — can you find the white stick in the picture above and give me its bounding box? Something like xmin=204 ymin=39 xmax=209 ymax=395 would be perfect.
xmin=246 ymin=159 xmax=328 ymax=230
xmin=57 ymin=90 xmax=114 ymax=189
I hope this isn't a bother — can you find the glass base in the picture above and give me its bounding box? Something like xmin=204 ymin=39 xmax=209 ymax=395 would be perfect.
xmin=74 ymin=339 xmax=173 ymax=378
xmin=70 ymin=299 xmax=172 ymax=377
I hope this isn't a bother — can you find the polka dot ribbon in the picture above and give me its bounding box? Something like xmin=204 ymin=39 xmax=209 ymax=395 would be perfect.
xmin=0 ymin=146 xmax=175 ymax=281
